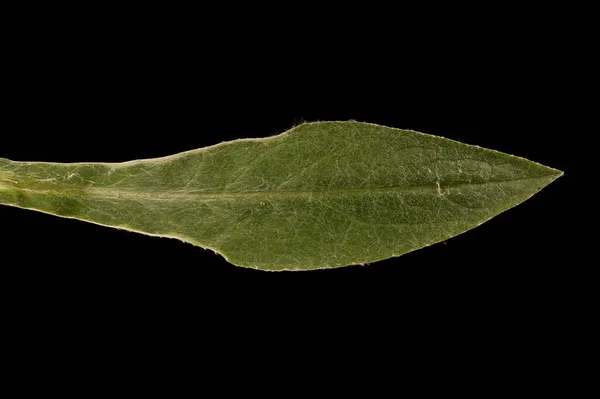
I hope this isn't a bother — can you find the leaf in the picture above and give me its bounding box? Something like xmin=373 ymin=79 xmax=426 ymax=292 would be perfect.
xmin=0 ymin=121 xmax=562 ymax=271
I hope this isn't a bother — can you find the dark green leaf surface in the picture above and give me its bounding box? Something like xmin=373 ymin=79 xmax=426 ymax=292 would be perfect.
xmin=0 ymin=122 xmax=562 ymax=270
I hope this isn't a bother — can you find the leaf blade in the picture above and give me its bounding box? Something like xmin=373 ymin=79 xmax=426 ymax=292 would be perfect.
xmin=0 ymin=122 xmax=562 ymax=270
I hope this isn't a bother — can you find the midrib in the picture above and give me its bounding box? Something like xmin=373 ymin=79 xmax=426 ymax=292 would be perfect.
xmin=7 ymin=176 xmax=549 ymax=201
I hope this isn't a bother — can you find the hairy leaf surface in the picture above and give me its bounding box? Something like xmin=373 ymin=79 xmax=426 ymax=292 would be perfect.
xmin=0 ymin=122 xmax=562 ymax=270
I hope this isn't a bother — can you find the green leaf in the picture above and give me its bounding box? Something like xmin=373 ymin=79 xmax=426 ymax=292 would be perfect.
xmin=0 ymin=122 xmax=562 ymax=271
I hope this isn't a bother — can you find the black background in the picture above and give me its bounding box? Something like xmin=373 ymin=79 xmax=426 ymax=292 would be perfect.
xmin=0 ymin=6 xmax=588 ymax=388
